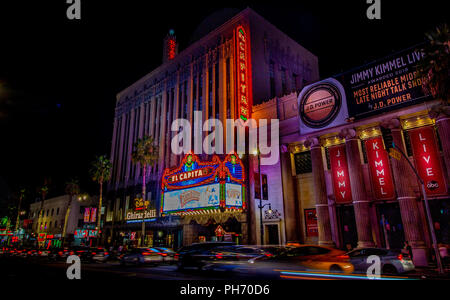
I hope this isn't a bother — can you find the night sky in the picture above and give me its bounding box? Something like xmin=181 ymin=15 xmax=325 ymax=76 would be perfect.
xmin=0 ymin=1 xmax=447 ymax=210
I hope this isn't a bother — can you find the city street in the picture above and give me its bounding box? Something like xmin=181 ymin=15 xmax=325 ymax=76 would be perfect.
xmin=2 ymin=256 xmax=448 ymax=281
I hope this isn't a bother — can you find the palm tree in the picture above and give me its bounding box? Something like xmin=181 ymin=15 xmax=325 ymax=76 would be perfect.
xmin=131 ymin=135 xmax=158 ymax=246
xmin=62 ymin=178 xmax=80 ymax=246
xmin=416 ymin=23 xmax=450 ymax=117
xmin=14 ymin=188 xmax=26 ymax=232
xmin=90 ymin=155 xmax=112 ymax=244
xmin=38 ymin=183 xmax=49 ymax=220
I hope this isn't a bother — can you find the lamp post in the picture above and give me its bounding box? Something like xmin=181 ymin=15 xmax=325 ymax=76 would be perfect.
xmin=254 ymin=149 xmax=270 ymax=245
xmin=391 ymin=142 xmax=444 ymax=274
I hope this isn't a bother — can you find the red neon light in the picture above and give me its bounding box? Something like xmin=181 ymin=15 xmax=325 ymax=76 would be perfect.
xmin=167 ymin=38 xmax=176 ymax=60
xmin=409 ymin=126 xmax=447 ymax=196
xmin=364 ymin=137 xmax=395 ymax=200
xmin=235 ymin=25 xmax=252 ymax=121
xmin=328 ymin=145 xmax=352 ymax=204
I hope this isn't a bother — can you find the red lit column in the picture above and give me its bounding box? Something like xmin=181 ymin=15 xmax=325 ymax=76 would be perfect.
xmin=340 ymin=128 xmax=375 ymax=248
xmin=381 ymin=118 xmax=428 ymax=267
xmin=435 ymin=116 xmax=450 ymax=182
xmin=304 ymin=137 xmax=334 ymax=247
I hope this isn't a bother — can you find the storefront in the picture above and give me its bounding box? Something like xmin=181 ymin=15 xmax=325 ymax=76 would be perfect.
xmin=274 ymin=45 xmax=449 ymax=267
xmin=161 ymin=152 xmax=248 ymax=246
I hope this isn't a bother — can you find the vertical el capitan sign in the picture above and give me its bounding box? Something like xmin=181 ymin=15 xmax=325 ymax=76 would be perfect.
xmin=409 ymin=126 xmax=447 ymax=196
xmin=235 ymin=25 xmax=252 ymax=121
xmin=365 ymin=136 xmax=396 ymax=200
xmin=328 ymin=145 xmax=352 ymax=204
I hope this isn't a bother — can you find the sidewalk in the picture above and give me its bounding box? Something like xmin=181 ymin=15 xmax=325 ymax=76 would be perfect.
xmin=410 ymin=264 xmax=450 ymax=279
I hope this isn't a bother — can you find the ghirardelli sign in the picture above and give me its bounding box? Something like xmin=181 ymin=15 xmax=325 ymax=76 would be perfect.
xmin=126 ymin=209 xmax=156 ymax=221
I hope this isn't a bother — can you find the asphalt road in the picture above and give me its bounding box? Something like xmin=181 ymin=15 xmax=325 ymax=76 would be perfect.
xmin=1 ymin=256 xmax=448 ymax=281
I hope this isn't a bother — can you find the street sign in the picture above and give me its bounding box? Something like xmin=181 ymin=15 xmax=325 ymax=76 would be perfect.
xmin=389 ymin=148 xmax=401 ymax=160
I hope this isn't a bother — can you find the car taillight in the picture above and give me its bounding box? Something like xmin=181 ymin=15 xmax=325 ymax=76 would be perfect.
xmin=174 ymin=254 xmax=179 ymax=260
xmin=92 ymin=252 xmax=96 ymax=255
xmin=397 ymin=254 xmax=404 ymax=261
xmin=215 ymin=253 xmax=223 ymax=259
xmin=142 ymin=252 xmax=151 ymax=256
xmin=265 ymin=253 xmax=273 ymax=257
xmin=58 ymin=251 xmax=63 ymax=255
xmin=158 ymin=252 xmax=167 ymax=257
xmin=38 ymin=251 xmax=42 ymax=255
xmin=336 ymin=255 xmax=349 ymax=260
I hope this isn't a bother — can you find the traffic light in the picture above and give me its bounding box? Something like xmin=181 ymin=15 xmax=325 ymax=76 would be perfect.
xmin=380 ymin=126 xmax=394 ymax=151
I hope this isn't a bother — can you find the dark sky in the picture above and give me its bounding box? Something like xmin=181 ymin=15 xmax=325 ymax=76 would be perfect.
xmin=0 ymin=1 xmax=447 ymax=208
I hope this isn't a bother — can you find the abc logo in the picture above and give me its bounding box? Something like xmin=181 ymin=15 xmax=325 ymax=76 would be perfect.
xmin=427 ymin=180 xmax=439 ymax=190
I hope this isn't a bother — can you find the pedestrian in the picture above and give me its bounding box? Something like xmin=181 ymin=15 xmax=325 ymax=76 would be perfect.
xmin=403 ymin=241 xmax=413 ymax=260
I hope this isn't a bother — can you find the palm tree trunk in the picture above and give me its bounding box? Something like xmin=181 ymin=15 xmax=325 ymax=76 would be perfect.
xmin=62 ymin=195 xmax=73 ymax=247
xmin=97 ymin=180 xmax=103 ymax=245
xmin=14 ymin=195 xmax=23 ymax=232
xmin=141 ymin=165 xmax=146 ymax=247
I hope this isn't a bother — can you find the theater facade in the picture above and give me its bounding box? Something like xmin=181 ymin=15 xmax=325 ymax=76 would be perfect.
xmin=254 ymin=45 xmax=450 ymax=266
xmin=104 ymin=8 xmax=319 ymax=248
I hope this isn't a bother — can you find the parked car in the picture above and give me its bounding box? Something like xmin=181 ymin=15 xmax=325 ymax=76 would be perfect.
xmin=70 ymin=246 xmax=94 ymax=262
xmin=346 ymin=247 xmax=415 ymax=275
xmin=175 ymin=242 xmax=234 ymax=270
xmin=119 ymin=247 xmax=164 ymax=266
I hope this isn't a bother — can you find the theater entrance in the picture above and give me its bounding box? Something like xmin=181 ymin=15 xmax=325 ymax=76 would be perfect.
xmin=377 ymin=202 xmax=405 ymax=250
xmin=336 ymin=205 xmax=358 ymax=250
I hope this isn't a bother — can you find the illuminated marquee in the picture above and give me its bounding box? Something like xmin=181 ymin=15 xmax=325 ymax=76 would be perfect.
xmin=235 ymin=25 xmax=252 ymax=121
xmin=161 ymin=153 xmax=246 ymax=215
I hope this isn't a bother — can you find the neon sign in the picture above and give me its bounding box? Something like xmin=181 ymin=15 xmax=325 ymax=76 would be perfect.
xmin=235 ymin=25 xmax=252 ymax=121
xmin=161 ymin=153 xmax=246 ymax=215
xmin=409 ymin=126 xmax=447 ymax=196
xmin=365 ymin=137 xmax=395 ymax=200
xmin=167 ymin=37 xmax=176 ymax=60
xmin=328 ymin=144 xmax=352 ymax=203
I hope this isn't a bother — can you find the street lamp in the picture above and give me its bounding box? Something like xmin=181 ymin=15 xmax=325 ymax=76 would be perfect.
xmin=254 ymin=149 xmax=269 ymax=245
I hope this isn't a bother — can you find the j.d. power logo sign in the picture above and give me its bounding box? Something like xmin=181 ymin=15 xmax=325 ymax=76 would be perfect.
xmin=299 ymin=82 xmax=342 ymax=128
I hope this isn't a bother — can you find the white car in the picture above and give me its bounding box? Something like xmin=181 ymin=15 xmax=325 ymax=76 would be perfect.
xmin=347 ymin=248 xmax=415 ymax=275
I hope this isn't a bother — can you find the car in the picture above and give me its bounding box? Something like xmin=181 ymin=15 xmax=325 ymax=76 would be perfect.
xmin=346 ymin=247 xmax=415 ymax=275
xmin=154 ymin=247 xmax=176 ymax=263
xmin=175 ymin=242 xmax=235 ymax=270
xmin=70 ymin=246 xmax=95 ymax=262
xmin=92 ymin=248 xmax=111 ymax=263
xmin=119 ymin=247 xmax=164 ymax=266
xmin=199 ymin=245 xmax=277 ymax=272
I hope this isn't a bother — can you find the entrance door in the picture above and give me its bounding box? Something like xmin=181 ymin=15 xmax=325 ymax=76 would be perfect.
xmin=265 ymin=224 xmax=279 ymax=245
xmin=377 ymin=202 xmax=405 ymax=250
xmin=337 ymin=205 xmax=358 ymax=250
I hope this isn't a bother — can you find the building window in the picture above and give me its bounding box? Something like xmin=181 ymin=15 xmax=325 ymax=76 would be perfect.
xmin=281 ymin=67 xmax=287 ymax=95
xmin=215 ymin=62 xmax=219 ymax=119
xmin=226 ymin=57 xmax=231 ymax=119
xmin=294 ymin=151 xmax=312 ymax=174
xmin=54 ymin=220 xmax=57 ymax=228
xmin=51 ymin=208 xmax=54 ymax=216
xmin=56 ymin=207 xmax=59 ymax=215
xmin=199 ymin=72 xmax=203 ymax=111
xmin=269 ymin=61 xmax=276 ymax=98
xmin=46 ymin=210 xmax=49 ymax=217
xmin=193 ymin=75 xmax=197 ymax=111
xmin=208 ymin=66 xmax=213 ymax=117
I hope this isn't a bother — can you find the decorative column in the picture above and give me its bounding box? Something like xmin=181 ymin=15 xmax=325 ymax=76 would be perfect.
xmin=304 ymin=137 xmax=334 ymax=247
xmin=435 ymin=115 xmax=450 ymax=182
xmin=280 ymin=146 xmax=300 ymax=242
xmin=340 ymin=128 xmax=375 ymax=248
xmin=381 ymin=118 xmax=427 ymax=267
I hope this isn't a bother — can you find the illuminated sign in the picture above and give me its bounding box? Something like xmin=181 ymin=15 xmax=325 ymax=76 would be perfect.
xmin=409 ymin=126 xmax=447 ymax=196
xmin=225 ymin=183 xmax=243 ymax=207
xmin=336 ymin=46 xmax=430 ymax=119
xmin=328 ymin=144 xmax=352 ymax=204
xmin=161 ymin=153 xmax=246 ymax=215
xmin=364 ymin=137 xmax=395 ymax=200
xmin=167 ymin=38 xmax=176 ymax=60
xmin=75 ymin=229 xmax=98 ymax=238
xmin=299 ymin=83 xmax=341 ymax=128
xmin=134 ymin=198 xmax=150 ymax=211
xmin=84 ymin=207 xmax=97 ymax=223
xmin=125 ymin=209 xmax=157 ymax=223
xmin=304 ymin=208 xmax=318 ymax=237
xmin=163 ymin=183 xmax=220 ymax=213
xmin=235 ymin=25 xmax=252 ymax=121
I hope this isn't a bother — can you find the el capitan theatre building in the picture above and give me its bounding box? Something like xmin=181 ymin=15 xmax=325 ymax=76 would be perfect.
xmin=257 ymin=45 xmax=449 ymax=267
xmin=105 ymin=8 xmax=319 ymax=248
